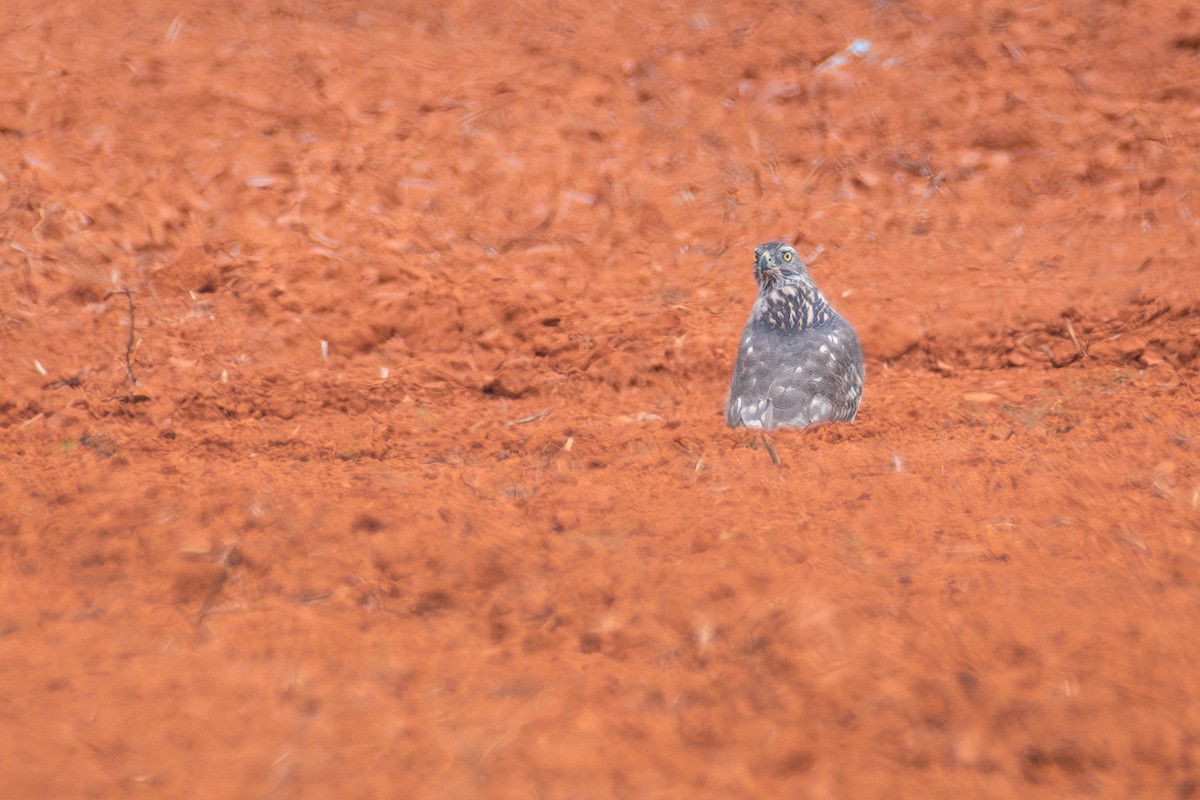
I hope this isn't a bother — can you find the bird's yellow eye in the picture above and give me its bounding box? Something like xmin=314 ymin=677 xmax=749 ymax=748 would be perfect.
xmin=783 ymin=251 xmax=793 ymax=262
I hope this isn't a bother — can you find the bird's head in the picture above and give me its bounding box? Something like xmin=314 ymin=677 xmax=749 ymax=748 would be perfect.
xmin=753 ymin=241 xmax=807 ymax=290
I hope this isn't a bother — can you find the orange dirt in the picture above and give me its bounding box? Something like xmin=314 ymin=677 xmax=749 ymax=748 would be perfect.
xmin=2 ymin=1 xmax=1199 ymax=797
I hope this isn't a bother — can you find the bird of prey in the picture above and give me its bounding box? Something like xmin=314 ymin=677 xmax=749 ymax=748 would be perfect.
xmin=726 ymin=241 xmax=864 ymax=429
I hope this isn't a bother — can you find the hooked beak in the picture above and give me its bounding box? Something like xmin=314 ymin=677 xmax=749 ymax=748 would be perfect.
xmin=755 ymin=251 xmax=780 ymax=286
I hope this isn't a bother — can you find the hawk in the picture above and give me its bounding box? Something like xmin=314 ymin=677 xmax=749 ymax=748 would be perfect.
xmin=726 ymin=242 xmax=864 ymax=429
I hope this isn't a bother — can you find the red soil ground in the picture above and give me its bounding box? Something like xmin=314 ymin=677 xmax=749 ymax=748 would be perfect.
xmin=2 ymin=1 xmax=1199 ymax=797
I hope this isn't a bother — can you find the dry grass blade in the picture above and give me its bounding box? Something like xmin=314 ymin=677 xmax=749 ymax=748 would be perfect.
xmin=761 ymin=433 xmax=781 ymax=467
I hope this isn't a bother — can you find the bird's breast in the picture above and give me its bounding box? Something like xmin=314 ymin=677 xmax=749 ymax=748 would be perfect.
xmin=755 ymin=285 xmax=831 ymax=333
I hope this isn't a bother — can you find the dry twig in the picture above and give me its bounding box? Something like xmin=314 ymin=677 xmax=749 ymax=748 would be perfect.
xmin=103 ymin=288 xmax=139 ymax=387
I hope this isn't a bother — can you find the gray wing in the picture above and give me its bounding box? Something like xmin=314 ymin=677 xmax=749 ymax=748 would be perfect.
xmin=726 ymin=318 xmax=864 ymax=430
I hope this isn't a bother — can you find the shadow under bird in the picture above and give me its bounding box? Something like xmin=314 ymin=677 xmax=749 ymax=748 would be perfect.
xmin=726 ymin=241 xmax=864 ymax=430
